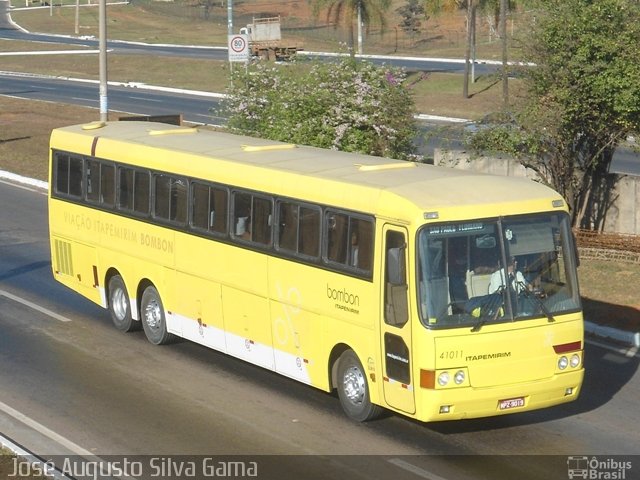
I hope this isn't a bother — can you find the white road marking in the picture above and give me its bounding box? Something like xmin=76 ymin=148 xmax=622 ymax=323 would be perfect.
xmin=72 ymin=97 xmax=97 ymax=103
xmin=0 ymin=50 xmax=100 ymax=56
xmin=388 ymin=458 xmax=451 ymax=480
xmin=0 ymin=289 xmax=72 ymax=323
xmin=585 ymin=338 xmax=639 ymax=358
xmin=0 ymin=433 xmax=73 ymax=480
xmin=0 ymin=400 xmax=93 ymax=457
xmin=127 ymin=95 xmax=162 ymax=102
xmin=0 ymin=179 xmax=46 ymax=195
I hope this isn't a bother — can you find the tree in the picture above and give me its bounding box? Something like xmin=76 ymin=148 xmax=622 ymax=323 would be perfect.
xmin=312 ymin=0 xmax=391 ymax=55
xmin=499 ymin=0 xmax=508 ymax=105
xmin=469 ymin=0 xmax=640 ymax=230
xmin=220 ymin=58 xmax=419 ymax=160
xmin=396 ymin=0 xmax=427 ymax=37
xmin=422 ymin=0 xmax=476 ymax=98
xmin=480 ymin=0 xmax=521 ymax=105
xmin=462 ymin=0 xmax=477 ymax=98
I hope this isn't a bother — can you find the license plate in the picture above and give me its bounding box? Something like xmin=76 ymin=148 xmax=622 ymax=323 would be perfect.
xmin=498 ymin=397 xmax=525 ymax=410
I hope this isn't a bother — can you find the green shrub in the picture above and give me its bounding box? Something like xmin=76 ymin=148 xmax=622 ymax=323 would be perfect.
xmin=220 ymin=57 xmax=420 ymax=160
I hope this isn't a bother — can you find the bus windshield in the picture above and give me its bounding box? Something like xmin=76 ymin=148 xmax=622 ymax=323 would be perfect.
xmin=418 ymin=212 xmax=580 ymax=329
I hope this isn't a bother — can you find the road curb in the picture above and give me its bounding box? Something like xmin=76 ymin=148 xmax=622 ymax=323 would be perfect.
xmin=0 ymin=169 xmax=47 ymax=190
xmin=584 ymin=321 xmax=640 ymax=348
xmin=0 ymin=434 xmax=70 ymax=480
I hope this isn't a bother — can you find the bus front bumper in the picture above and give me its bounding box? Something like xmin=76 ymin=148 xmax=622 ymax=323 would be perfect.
xmin=414 ymin=369 xmax=584 ymax=422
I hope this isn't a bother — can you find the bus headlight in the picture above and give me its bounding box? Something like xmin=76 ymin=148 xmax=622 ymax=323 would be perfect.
xmin=558 ymin=356 xmax=568 ymax=370
xmin=438 ymin=371 xmax=450 ymax=386
xmin=570 ymin=354 xmax=581 ymax=368
xmin=421 ymin=368 xmax=469 ymax=389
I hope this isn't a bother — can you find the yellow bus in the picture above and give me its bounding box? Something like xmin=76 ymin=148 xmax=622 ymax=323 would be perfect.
xmin=48 ymin=120 xmax=584 ymax=422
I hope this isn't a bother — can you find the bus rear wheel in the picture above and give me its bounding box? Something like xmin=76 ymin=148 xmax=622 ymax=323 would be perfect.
xmin=141 ymin=286 xmax=175 ymax=345
xmin=337 ymin=350 xmax=383 ymax=422
xmin=108 ymin=275 xmax=138 ymax=332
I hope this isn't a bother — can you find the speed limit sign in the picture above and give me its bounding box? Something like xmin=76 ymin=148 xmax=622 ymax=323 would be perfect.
xmin=228 ymin=34 xmax=250 ymax=63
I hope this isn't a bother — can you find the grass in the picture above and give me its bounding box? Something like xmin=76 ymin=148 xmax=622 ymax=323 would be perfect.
xmin=0 ymin=449 xmax=48 ymax=480
xmin=0 ymin=97 xmax=96 ymax=180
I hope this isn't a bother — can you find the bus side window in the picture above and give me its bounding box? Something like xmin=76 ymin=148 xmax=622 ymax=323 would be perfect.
xmin=154 ymin=174 xmax=187 ymax=225
xmin=209 ymin=187 xmax=228 ymax=234
xmin=192 ymin=182 xmax=228 ymax=235
xmin=233 ymin=192 xmax=272 ymax=246
xmin=252 ymin=196 xmax=273 ymax=246
xmin=118 ymin=167 xmax=134 ymax=211
xmin=352 ymin=218 xmax=373 ymax=271
xmin=100 ymin=163 xmax=115 ymax=206
xmin=154 ymin=174 xmax=171 ymax=219
xmin=84 ymin=158 xmax=114 ymax=206
xmin=299 ymin=206 xmax=320 ymax=258
xmin=133 ymin=170 xmax=150 ymax=215
xmin=385 ymin=231 xmax=408 ymax=327
xmin=54 ymin=153 xmax=70 ymax=195
xmin=86 ymin=158 xmax=100 ymax=203
xmin=233 ymin=192 xmax=252 ymax=240
xmin=54 ymin=152 xmax=83 ymax=198
xmin=277 ymin=202 xmax=320 ymax=258
xmin=277 ymin=201 xmax=298 ymax=252
xmin=326 ymin=212 xmax=373 ymax=273
xmin=326 ymin=212 xmax=348 ymax=264
xmin=118 ymin=167 xmax=149 ymax=215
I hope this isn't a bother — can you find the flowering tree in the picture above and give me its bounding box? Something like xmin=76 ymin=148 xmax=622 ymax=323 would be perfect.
xmin=220 ymin=58 xmax=419 ymax=160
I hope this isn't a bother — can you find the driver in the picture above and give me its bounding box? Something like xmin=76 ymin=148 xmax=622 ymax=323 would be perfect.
xmin=488 ymin=256 xmax=531 ymax=294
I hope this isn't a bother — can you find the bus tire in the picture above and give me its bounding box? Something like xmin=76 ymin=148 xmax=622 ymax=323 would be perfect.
xmin=140 ymin=286 xmax=174 ymax=345
xmin=108 ymin=275 xmax=138 ymax=332
xmin=336 ymin=350 xmax=383 ymax=422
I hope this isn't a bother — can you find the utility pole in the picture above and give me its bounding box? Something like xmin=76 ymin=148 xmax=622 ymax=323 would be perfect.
xmin=463 ymin=0 xmax=475 ymax=99
xmin=75 ymin=0 xmax=80 ymax=35
xmin=99 ymin=0 xmax=108 ymax=122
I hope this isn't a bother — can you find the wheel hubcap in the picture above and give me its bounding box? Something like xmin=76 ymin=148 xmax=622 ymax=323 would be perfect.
xmin=343 ymin=366 xmax=366 ymax=405
xmin=112 ymin=288 xmax=128 ymax=321
xmin=144 ymin=299 xmax=162 ymax=330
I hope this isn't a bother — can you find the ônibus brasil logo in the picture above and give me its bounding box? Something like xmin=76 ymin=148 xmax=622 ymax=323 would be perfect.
xmin=567 ymin=456 xmax=632 ymax=480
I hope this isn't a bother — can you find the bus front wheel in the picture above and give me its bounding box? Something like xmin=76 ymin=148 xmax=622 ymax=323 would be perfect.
xmin=337 ymin=350 xmax=383 ymax=422
xmin=140 ymin=286 xmax=175 ymax=345
xmin=108 ymin=275 xmax=138 ymax=332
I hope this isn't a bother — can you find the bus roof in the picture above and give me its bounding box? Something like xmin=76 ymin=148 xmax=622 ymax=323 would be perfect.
xmin=52 ymin=121 xmax=566 ymax=223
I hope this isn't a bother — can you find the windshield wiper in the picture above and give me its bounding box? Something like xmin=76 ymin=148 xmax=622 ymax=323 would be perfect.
xmin=471 ymin=290 xmax=504 ymax=332
xmin=516 ymin=281 xmax=555 ymax=323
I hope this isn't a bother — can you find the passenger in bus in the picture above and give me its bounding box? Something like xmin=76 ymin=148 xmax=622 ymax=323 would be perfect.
xmin=350 ymin=230 xmax=359 ymax=268
xmin=489 ymin=256 xmax=530 ymax=294
xmin=236 ymin=216 xmax=251 ymax=240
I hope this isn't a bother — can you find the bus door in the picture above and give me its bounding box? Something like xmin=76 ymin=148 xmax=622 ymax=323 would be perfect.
xmin=380 ymin=226 xmax=415 ymax=414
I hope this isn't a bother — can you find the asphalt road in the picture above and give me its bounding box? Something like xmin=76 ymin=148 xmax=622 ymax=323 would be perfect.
xmin=0 ymin=72 xmax=226 ymax=125
xmin=0 ymin=174 xmax=639 ymax=479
